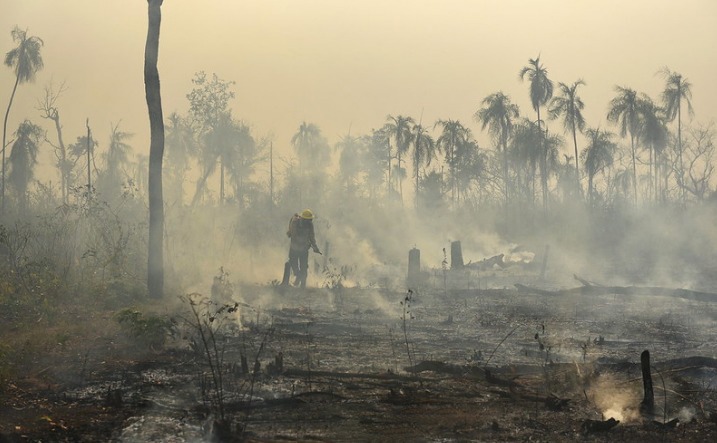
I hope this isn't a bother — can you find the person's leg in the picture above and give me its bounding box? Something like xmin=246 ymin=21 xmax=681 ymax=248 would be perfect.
xmin=288 ymin=250 xmax=300 ymax=285
xmin=298 ymin=250 xmax=309 ymax=288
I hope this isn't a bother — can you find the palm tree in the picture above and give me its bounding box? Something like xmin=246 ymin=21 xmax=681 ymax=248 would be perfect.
xmin=290 ymin=121 xmax=329 ymax=206
xmin=519 ymin=55 xmax=553 ymax=210
xmin=145 ymin=0 xmax=165 ymax=298
xmin=435 ymin=119 xmax=471 ymax=204
xmin=291 ymin=121 xmax=329 ymax=174
xmin=364 ymin=128 xmax=389 ymax=202
xmin=165 ymin=112 xmax=196 ymax=205
xmin=659 ymin=68 xmax=694 ymax=205
xmin=637 ymin=96 xmax=668 ymax=202
xmin=607 ymin=86 xmax=641 ymax=204
xmin=133 ymin=153 xmax=149 ymax=197
xmin=228 ymin=121 xmax=260 ymax=207
xmin=410 ymin=122 xmax=435 ymax=208
xmin=453 ymin=139 xmax=485 ymax=205
xmin=8 ymin=120 xmax=42 ymax=212
xmin=99 ymin=122 xmax=133 ymax=198
xmin=336 ymin=133 xmax=362 ymax=194
xmin=475 ymin=92 xmax=519 ymax=204
xmin=2 ymin=26 xmax=44 ymax=212
xmin=510 ymin=119 xmax=543 ymax=203
xmin=581 ymin=128 xmax=616 ymax=208
xmin=201 ymin=112 xmax=234 ymax=204
xmin=548 ymin=80 xmax=586 ymax=198
xmin=385 ymin=115 xmax=415 ymax=203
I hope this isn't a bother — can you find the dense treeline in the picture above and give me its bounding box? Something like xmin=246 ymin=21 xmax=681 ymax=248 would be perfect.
xmin=0 ymin=25 xmax=716 ymax=313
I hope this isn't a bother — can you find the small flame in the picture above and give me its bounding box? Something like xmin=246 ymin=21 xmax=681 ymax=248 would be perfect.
xmin=603 ymin=408 xmax=624 ymax=422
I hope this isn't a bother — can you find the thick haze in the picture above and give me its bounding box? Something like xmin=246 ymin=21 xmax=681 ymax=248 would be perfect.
xmin=1 ymin=0 xmax=716 ymax=171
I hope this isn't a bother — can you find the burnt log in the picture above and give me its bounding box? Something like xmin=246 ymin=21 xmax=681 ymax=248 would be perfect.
xmin=514 ymin=283 xmax=717 ymax=303
xmin=581 ymin=417 xmax=619 ymax=434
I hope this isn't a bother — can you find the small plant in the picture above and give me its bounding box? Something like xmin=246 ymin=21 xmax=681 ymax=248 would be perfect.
xmin=180 ymin=294 xmax=238 ymax=421
xmin=115 ymin=308 xmax=177 ymax=350
xmin=322 ymin=263 xmax=352 ymax=291
xmin=400 ymin=289 xmax=415 ymax=368
xmin=211 ymin=266 xmax=234 ymax=304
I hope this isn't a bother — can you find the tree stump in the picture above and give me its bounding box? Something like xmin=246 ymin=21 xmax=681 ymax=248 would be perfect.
xmin=450 ymin=241 xmax=464 ymax=270
xmin=640 ymin=350 xmax=655 ymax=415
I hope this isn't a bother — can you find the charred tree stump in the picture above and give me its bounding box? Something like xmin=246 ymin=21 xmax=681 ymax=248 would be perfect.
xmin=450 ymin=241 xmax=464 ymax=270
xmin=640 ymin=350 xmax=655 ymax=415
xmin=407 ymin=248 xmax=420 ymax=289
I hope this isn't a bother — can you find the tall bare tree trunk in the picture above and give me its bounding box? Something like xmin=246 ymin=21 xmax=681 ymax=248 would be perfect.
xmin=1 ymin=75 xmax=21 ymax=213
xmin=52 ymin=115 xmax=69 ymax=204
xmin=572 ymin=121 xmax=581 ymax=199
xmin=145 ymin=0 xmax=165 ymax=298
xmin=677 ymin=100 xmax=685 ymax=205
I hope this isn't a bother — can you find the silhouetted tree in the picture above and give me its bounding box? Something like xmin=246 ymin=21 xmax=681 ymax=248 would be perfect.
xmin=519 ymin=55 xmax=553 ymax=210
xmin=186 ymin=72 xmax=236 ymax=205
xmin=476 ymin=91 xmax=519 ymax=205
xmin=38 ymin=82 xmax=71 ymax=204
xmin=8 ymin=120 xmax=42 ymax=213
xmin=2 ymin=26 xmax=43 ymax=212
xmin=290 ymin=121 xmax=329 ymax=206
xmin=385 ymin=115 xmax=415 ymax=203
xmin=291 ymin=121 xmax=330 ymax=172
xmin=98 ymin=122 xmax=133 ymax=199
xmin=607 ymin=86 xmax=640 ymax=204
xmin=510 ymin=119 xmax=543 ymax=204
xmin=453 ymin=139 xmax=485 ymax=205
xmin=363 ymin=128 xmax=389 ymax=203
xmin=659 ymin=68 xmax=694 ymax=205
xmin=682 ymin=124 xmax=715 ymax=201
xmin=336 ymin=133 xmax=362 ymax=194
xmin=410 ymin=122 xmax=435 ymax=208
xmin=637 ymin=96 xmax=668 ymax=202
xmin=435 ymin=119 xmax=471 ymax=204
xmin=582 ymin=128 xmax=616 ymax=208
xmin=228 ymin=121 xmax=261 ymax=207
xmin=164 ymin=112 xmax=196 ymax=206
xmin=549 ymin=80 xmax=586 ymax=198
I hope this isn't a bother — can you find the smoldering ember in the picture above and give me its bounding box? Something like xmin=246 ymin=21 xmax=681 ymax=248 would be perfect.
xmin=2 ymin=2 xmax=717 ymax=442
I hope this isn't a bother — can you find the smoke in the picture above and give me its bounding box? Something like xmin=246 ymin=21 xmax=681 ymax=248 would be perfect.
xmin=587 ymin=373 xmax=642 ymax=423
xmin=159 ymin=190 xmax=717 ymax=303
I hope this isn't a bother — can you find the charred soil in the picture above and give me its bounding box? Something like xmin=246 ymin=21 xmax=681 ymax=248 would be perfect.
xmin=2 ymin=284 xmax=717 ymax=442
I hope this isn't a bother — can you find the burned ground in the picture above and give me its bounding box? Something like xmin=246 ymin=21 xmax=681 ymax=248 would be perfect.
xmin=2 ymin=273 xmax=717 ymax=442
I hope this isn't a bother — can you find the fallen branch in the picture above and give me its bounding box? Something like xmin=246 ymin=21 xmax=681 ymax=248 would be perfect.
xmin=514 ymin=282 xmax=717 ymax=303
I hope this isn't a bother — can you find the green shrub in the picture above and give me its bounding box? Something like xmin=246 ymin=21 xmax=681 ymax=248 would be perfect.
xmin=115 ymin=308 xmax=177 ymax=350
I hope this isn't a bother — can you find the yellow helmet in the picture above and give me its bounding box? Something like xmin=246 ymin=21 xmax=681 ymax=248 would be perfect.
xmin=300 ymin=209 xmax=314 ymax=220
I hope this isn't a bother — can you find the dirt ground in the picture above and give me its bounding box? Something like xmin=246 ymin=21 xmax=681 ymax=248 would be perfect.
xmin=2 ymin=277 xmax=717 ymax=442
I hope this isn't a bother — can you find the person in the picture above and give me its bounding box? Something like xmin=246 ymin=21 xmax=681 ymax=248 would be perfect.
xmin=281 ymin=209 xmax=321 ymax=288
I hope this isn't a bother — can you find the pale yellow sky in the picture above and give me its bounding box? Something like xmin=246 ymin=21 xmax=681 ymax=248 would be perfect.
xmin=1 ymin=0 xmax=716 ymax=176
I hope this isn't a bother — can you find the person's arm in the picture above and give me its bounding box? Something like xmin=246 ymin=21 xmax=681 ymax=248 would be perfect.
xmin=309 ymin=223 xmax=320 ymax=253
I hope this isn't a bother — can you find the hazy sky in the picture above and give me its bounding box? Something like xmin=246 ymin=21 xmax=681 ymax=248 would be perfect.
xmin=1 ymin=0 xmax=716 ymax=174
